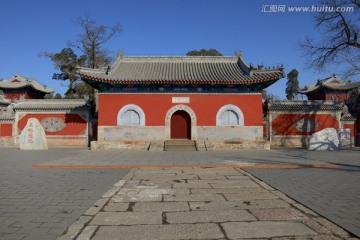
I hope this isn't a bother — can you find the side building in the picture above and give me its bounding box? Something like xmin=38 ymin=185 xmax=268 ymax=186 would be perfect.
xmin=0 ymin=74 xmax=92 ymax=147
xmin=79 ymin=52 xmax=285 ymax=150
xmin=264 ymin=75 xmax=360 ymax=147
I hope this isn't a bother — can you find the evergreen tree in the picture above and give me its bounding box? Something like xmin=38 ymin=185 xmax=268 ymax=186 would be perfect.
xmin=54 ymin=93 xmax=62 ymax=99
xmin=186 ymin=48 xmax=223 ymax=56
xmin=286 ymin=69 xmax=300 ymax=100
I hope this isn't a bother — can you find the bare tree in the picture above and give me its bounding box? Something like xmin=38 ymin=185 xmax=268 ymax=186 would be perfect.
xmin=300 ymin=0 xmax=360 ymax=78
xmin=69 ymin=14 xmax=122 ymax=69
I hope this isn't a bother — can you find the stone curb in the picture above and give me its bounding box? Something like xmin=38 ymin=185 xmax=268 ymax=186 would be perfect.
xmin=57 ymin=169 xmax=138 ymax=240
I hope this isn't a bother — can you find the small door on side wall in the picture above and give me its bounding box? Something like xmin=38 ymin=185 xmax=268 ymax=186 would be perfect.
xmin=171 ymin=110 xmax=191 ymax=139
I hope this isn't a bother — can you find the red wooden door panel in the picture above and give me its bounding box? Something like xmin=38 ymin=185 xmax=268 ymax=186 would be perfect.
xmin=171 ymin=111 xmax=191 ymax=139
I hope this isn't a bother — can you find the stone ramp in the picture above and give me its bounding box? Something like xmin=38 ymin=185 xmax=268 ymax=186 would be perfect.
xmin=58 ymin=168 xmax=356 ymax=240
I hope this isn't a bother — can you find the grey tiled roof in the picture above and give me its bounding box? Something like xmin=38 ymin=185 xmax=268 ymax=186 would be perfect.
xmin=78 ymin=55 xmax=284 ymax=84
xmin=299 ymin=75 xmax=360 ymax=94
xmin=0 ymin=112 xmax=14 ymax=122
xmin=0 ymin=97 xmax=10 ymax=105
xmin=268 ymin=100 xmax=343 ymax=111
xmin=13 ymin=99 xmax=90 ymax=111
xmin=0 ymin=73 xmax=54 ymax=93
xmin=341 ymin=115 xmax=357 ymax=121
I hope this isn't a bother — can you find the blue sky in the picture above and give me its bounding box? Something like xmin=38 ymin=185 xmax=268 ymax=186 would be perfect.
xmin=0 ymin=0 xmax=353 ymax=99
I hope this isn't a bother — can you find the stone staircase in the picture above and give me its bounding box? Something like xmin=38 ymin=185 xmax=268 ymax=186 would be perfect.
xmin=165 ymin=140 xmax=197 ymax=151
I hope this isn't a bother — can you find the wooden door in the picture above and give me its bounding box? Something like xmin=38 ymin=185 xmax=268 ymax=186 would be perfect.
xmin=171 ymin=110 xmax=191 ymax=139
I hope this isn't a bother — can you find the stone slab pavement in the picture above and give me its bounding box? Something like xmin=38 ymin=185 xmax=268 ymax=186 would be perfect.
xmin=1 ymin=147 xmax=359 ymax=239
xmin=59 ymin=166 xmax=359 ymax=240
xmin=0 ymin=148 xmax=129 ymax=240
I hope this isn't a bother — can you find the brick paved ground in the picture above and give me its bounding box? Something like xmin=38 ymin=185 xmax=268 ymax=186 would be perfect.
xmin=246 ymin=148 xmax=360 ymax=238
xmin=1 ymin=147 xmax=359 ymax=239
xmin=0 ymin=149 xmax=129 ymax=240
xmin=60 ymin=167 xmax=358 ymax=240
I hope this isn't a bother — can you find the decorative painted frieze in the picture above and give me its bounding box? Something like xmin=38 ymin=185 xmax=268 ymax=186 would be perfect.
xmin=41 ymin=117 xmax=66 ymax=132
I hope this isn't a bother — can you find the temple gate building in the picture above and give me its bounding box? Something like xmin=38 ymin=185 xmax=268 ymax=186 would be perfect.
xmin=79 ymin=52 xmax=284 ymax=150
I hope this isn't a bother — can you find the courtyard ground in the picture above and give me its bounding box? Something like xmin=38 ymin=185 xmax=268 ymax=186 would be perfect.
xmin=0 ymin=148 xmax=359 ymax=239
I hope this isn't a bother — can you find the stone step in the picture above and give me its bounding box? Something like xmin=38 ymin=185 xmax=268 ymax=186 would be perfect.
xmin=165 ymin=140 xmax=197 ymax=151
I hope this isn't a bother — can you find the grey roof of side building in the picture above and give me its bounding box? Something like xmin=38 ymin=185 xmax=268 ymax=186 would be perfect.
xmin=13 ymin=99 xmax=90 ymax=111
xmin=0 ymin=97 xmax=10 ymax=105
xmin=0 ymin=73 xmax=54 ymax=94
xmin=268 ymin=100 xmax=343 ymax=111
xmin=0 ymin=111 xmax=14 ymax=122
xmin=299 ymin=75 xmax=360 ymax=94
xmin=78 ymin=53 xmax=284 ymax=84
xmin=340 ymin=115 xmax=357 ymax=121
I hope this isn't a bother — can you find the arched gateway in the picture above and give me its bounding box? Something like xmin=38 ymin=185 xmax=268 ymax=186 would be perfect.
xmin=171 ymin=110 xmax=191 ymax=139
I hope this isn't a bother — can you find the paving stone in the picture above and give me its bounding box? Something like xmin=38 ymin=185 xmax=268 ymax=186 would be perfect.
xmin=101 ymin=188 xmax=119 ymax=198
xmin=123 ymin=182 xmax=172 ymax=189
xmin=132 ymin=173 xmax=176 ymax=179
xmin=164 ymin=193 xmax=226 ymax=202
xmin=90 ymin=212 xmax=162 ymax=225
xmin=83 ymin=198 xmax=108 ymax=216
xmin=113 ymin=180 xmax=126 ymax=187
xmin=304 ymin=219 xmax=333 ymax=234
xmin=315 ymin=217 xmax=350 ymax=238
xmin=166 ymin=209 xmax=256 ymax=223
xmin=92 ymin=224 xmax=224 ymax=240
xmin=191 ymin=187 xmax=267 ymax=194
xmin=190 ymin=199 xmax=290 ymax=211
xmin=210 ymin=181 xmax=258 ymax=188
xmin=172 ymin=182 xmax=211 ymax=189
xmin=182 ymin=168 xmax=240 ymax=174
xmin=197 ymin=174 xmax=227 ymax=180
xmin=133 ymin=202 xmax=189 ymax=212
xmin=221 ymin=221 xmax=316 ymax=239
xmin=223 ymin=192 xmax=279 ymax=201
xmin=136 ymin=169 xmax=183 ymax=174
xmin=226 ymin=175 xmax=250 ymax=179
xmin=103 ymin=203 xmax=129 ymax=212
xmin=118 ymin=188 xmax=190 ymax=195
xmin=293 ymin=203 xmax=319 ymax=217
xmin=272 ymin=236 xmax=342 ymax=240
xmin=58 ymin=216 xmax=92 ymax=240
xmin=111 ymin=192 xmax=162 ymax=202
xmin=75 ymin=226 xmax=98 ymax=240
xmin=272 ymin=190 xmax=297 ymax=204
xmin=250 ymin=208 xmax=308 ymax=221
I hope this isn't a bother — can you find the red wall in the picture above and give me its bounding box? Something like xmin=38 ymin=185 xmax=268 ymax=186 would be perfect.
xmin=307 ymin=93 xmax=349 ymax=102
xmin=272 ymin=114 xmax=339 ymax=136
xmin=18 ymin=114 xmax=87 ymax=135
xmin=325 ymin=93 xmax=349 ymax=102
xmin=98 ymin=94 xmax=263 ymax=126
xmin=4 ymin=92 xmax=44 ymax=101
xmin=0 ymin=123 xmax=12 ymax=136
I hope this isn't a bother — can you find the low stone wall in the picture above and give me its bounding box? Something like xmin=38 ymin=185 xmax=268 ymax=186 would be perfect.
xmin=45 ymin=136 xmax=88 ymax=147
xmin=197 ymin=126 xmax=263 ymax=142
xmin=208 ymin=140 xmax=268 ymax=150
xmin=91 ymin=141 xmax=150 ymax=150
xmin=99 ymin=126 xmax=166 ymax=142
xmin=94 ymin=126 xmax=265 ymax=150
xmin=271 ymin=136 xmax=310 ymax=148
xmin=0 ymin=137 xmax=15 ymax=147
